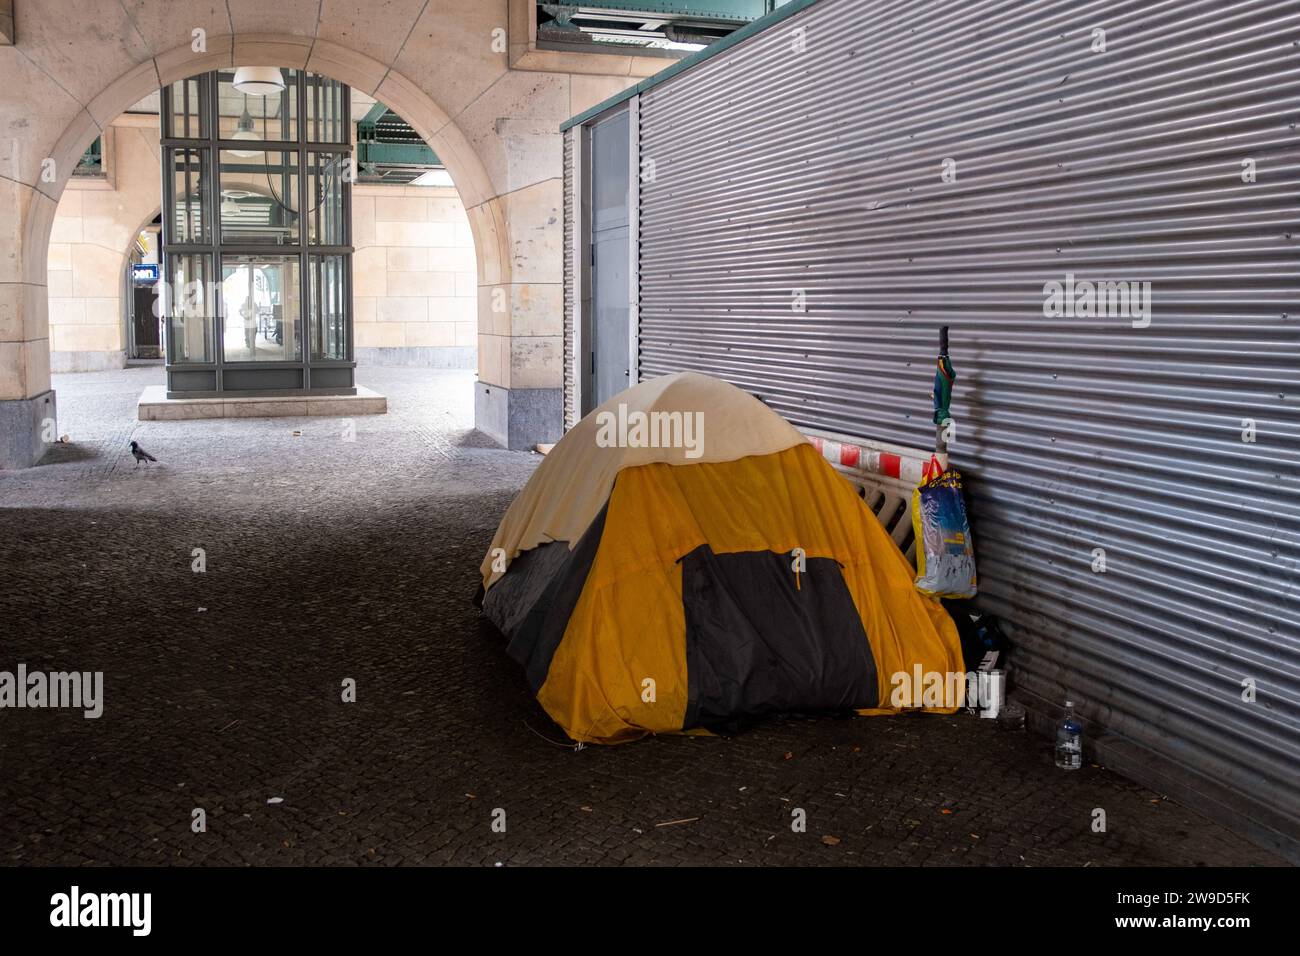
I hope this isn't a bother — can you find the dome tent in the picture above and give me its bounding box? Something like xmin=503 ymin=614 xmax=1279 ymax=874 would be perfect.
xmin=479 ymin=371 xmax=963 ymax=744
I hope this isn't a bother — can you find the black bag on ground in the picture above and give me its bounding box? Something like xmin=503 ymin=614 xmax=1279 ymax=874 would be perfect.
xmin=943 ymin=599 xmax=1009 ymax=673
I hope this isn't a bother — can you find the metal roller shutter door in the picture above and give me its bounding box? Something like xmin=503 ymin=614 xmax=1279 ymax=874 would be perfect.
xmin=635 ymin=0 xmax=1300 ymax=850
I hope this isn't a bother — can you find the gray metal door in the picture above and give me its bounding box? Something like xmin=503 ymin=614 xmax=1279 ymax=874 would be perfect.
xmin=587 ymin=109 xmax=631 ymax=410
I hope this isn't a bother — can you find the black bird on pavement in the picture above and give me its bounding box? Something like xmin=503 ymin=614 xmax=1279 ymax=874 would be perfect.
xmin=129 ymin=440 xmax=158 ymax=466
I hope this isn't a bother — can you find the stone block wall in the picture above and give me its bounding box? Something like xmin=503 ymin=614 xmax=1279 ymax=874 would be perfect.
xmin=352 ymin=183 xmax=478 ymax=369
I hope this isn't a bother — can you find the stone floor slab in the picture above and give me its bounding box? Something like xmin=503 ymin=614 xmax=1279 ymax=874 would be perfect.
xmin=137 ymin=384 xmax=389 ymax=421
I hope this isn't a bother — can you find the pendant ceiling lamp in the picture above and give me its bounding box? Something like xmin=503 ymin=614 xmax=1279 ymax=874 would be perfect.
xmin=230 ymin=95 xmax=261 ymax=158
xmin=232 ymin=66 xmax=285 ymax=96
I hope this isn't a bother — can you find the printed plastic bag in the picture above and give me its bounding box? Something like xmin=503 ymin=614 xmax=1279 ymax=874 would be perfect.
xmin=911 ymin=454 xmax=977 ymax=598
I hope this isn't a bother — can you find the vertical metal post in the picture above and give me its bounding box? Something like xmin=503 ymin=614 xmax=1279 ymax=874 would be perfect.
xmin=627 ymin=95 xmax=641 ymax=388
xmin=207 ymin=72 xmax=223 ymax=393
xmin=342 ymin=82 xmax=354 ymax=368
xmin=569 ymin=127 xmax=584 ymax=423
xmin=159 ymin=80 xmax=173 ymax=373
xmin=299 ymin=70 xmax=311 ymax=388
xmin=577 ymin=123 xmax=593 ymax=415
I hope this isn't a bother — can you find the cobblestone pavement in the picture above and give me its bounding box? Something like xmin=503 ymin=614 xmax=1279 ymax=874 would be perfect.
xmin=0 ymin=366 xmax=1284 ymax=866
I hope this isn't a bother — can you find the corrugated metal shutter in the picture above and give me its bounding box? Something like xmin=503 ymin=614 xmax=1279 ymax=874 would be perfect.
xmin=563 ymin=126 xmax=578 ymax=430
xmin=635 ymin=0 xmax=1300 ymax=848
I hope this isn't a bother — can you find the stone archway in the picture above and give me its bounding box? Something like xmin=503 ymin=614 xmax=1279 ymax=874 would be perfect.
xmin=1 ymin=5 xmax=603 ymax=465
xmin=47 ymin=116 xmax=165 ymax=373
xmin=40 ymin=40 xmax=509 ymax=393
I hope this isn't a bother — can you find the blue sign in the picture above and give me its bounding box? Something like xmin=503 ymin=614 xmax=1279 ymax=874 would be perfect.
xmin=131 ymin=263 xmax=160 ymax=284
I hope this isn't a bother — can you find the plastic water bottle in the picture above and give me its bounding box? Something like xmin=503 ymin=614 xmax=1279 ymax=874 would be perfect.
xmin=1055 ymin=700 xmax=1082 ymax=770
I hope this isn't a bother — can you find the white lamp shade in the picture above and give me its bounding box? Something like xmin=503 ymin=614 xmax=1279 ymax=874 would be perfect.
xmin=232 ymin=67 xmax=285 ymax=97
xmin=229 ymin=129 xmax=262 ymax=158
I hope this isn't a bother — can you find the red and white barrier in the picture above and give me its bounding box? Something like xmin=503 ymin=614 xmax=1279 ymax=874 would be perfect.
xmin=804 ymin=432 xmax=930 ymax=486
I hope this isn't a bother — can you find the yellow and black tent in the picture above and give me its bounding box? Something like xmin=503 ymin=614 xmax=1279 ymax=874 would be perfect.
xmin=479 ymin=371 xmax=963 ymax=744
